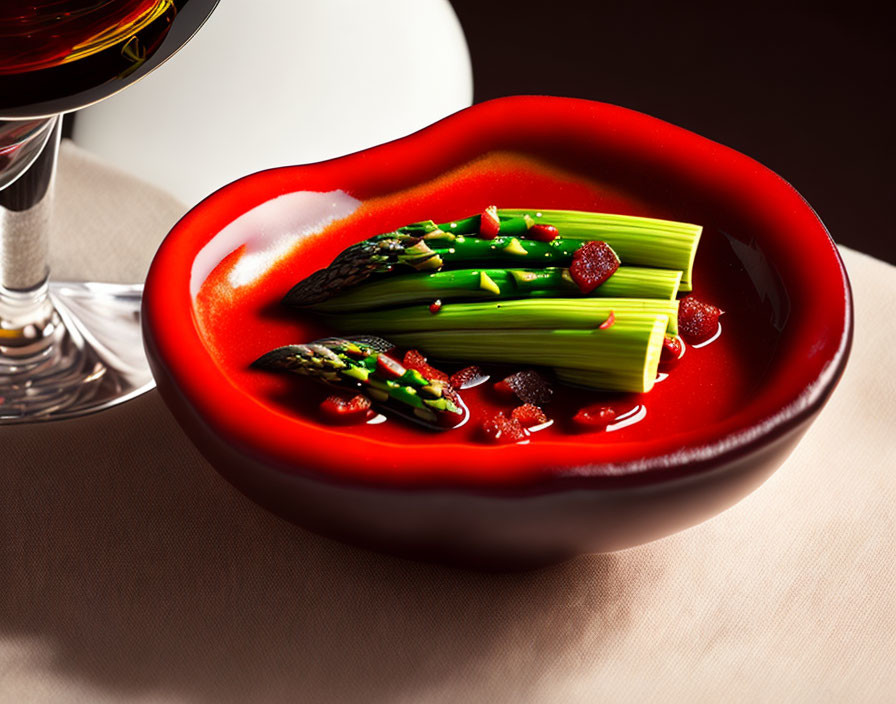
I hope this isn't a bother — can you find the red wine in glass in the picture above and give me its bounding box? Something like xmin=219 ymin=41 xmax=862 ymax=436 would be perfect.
xmin=1 ymin=0 xmax=218 ymax=117
xmin=0 ymin=0 xmax=217 ymax=421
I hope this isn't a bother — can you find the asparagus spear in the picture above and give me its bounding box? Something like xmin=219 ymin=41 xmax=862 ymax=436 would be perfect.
xmin=401 ymin=210 xmax=701 ymax=292
xmin=323 ymin=297 xmax=680 ymax=336
xmin=284 ymin=231 xmax=585 ymax=306
xmin=308 ymin=266 xmax=682 ymax=312
xmin=252 ymin=335 xmax=467 ymax=428
xmin=388 ymin=316 xmax=670 ymax=394
xmin=285 ymin=208 xmax=701 ymax=305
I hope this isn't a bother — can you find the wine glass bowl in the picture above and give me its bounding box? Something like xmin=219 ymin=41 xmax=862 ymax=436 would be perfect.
xmin=0 ymin=0 xmax=218 ymax=117
xmin=0 ymin=0 xmax=217 ymax=421
xmin=0 ymin=119 xmax=56 ymax=189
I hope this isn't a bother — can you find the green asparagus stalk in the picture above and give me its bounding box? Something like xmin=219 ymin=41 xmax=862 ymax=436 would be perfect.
xmin=251 ymin=335 xmax=466 ymax=427
xmin=496 ymin=209 xmax=702 ymax=291
xmin=284 ymin=231 xmax=587 ymax=306
xmin=286 ymin=208 xmax=700 ymax=305
xmin=387 ymin=316 xmax=669 ymax=394
xmin=323 ymin=298 xmax=679 ymax=336
xmin=554 ymin=362 xmax=666 ymax=394
xmin=309 ymin=266 xmax=682 ymax=312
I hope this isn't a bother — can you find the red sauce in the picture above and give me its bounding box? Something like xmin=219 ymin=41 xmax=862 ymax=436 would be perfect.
xmin=195 ymin=152 xmax=778 ymax=447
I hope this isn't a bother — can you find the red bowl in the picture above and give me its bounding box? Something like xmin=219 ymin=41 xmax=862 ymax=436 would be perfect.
xmin=143 ymin=96 xmax=852 ymax=568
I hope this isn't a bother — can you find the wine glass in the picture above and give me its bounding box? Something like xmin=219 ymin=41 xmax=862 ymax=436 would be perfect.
xmin=0 ymin=0 xmax=218 ymax=422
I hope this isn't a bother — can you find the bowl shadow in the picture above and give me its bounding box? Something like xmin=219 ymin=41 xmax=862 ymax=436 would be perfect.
xmin=0 ymin=392 xmax=661 ymax=703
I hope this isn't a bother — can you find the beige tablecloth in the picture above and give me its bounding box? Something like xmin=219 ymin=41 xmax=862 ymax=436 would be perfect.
xmin=1 ymin=142 xmax=894 ymax=703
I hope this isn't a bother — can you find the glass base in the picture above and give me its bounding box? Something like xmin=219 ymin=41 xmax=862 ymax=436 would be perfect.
xmin=0 ymin=281 xmax=154 ymax=423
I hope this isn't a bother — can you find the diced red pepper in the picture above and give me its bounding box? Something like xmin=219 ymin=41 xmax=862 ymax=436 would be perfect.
xmin=598 ymin=310 xmax=616 ymax=329
xmin=512 ymin=404 xmax=548 ymax=427
xmin=569 ymin=241 xmax=620 ymax=293
xmin=679 ymin=295 xmax=723 ymax=344
xmin=660 ymin=336 xmax=684 ymax=370
xmin=449 ymin=365 xmax=487 ymax=389
xmin=481 ymin=411 xmax=529 ymax=444
xmin=572 ymin=404 xmax=617 ymax=430
xmin=402 ymin=349 xmax=449 ymax=382
xmin=479 ymin=205 xmax=501 ymax=239
xmin=376 ymin=353 xmax=406 ymax=379
xmin=403 ymin=348 xmax=427 ymax=370
xmin=429 ymin=299 xmax=442 ymax=314
xmin=319 ymin=394 xmax=373 ymax=424
xmin=527 ymin=223 xmax=559 ymax=242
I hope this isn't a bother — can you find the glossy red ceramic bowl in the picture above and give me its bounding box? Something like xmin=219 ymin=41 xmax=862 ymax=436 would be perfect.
xmin=143 ymin=97 xmax=851 ymax=568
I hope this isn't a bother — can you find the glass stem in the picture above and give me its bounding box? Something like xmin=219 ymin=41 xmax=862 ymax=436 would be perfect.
xmin=0 ymin=115 xmax=60 ymax=353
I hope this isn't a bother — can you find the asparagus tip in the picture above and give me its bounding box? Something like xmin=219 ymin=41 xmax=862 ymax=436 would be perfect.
xmin=251 ymin=345 xmax=305 ymax=370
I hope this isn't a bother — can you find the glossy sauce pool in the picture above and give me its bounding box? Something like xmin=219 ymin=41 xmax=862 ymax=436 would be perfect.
xmin=194 ymin=153 xmax=782 ymax=451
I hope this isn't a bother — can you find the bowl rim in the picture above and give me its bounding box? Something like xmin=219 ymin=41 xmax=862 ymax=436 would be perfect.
xmin=143 ymin=96 xmax=853 ymax=492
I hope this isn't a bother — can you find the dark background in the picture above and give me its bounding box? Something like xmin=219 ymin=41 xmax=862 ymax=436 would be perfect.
xmin=449 ymin=1 xmax=894 ymax=264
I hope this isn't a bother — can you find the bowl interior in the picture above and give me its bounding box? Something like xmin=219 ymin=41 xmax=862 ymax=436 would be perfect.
xmin=150 ymin=98 xmax=850 ymax=489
